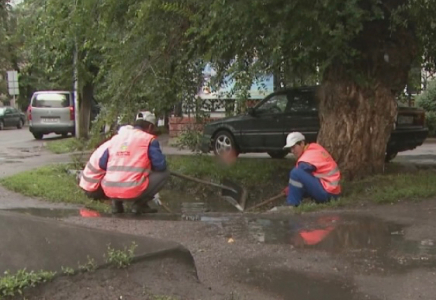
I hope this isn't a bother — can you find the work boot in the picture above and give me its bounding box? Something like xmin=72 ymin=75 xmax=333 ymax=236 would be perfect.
xmin=131 ymin=201 xmax=158 ymax=214
xmin=111 ymin=200 xmax=125 ymax=214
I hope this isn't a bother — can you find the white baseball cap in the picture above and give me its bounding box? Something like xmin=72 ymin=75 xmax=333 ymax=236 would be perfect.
xmin=136 ymin=111 xmax=156 ymax=125
xmin=283 ymin=132 xmax=305 ymax=149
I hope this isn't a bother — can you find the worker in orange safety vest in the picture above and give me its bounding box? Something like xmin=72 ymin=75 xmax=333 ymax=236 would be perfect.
xmin=100 ymin=112 xmax=169 ymax=214
xmin=78 ymin=139 xmax=112 ymax=200
xmin=279 ymin=132 xmax=341 ymax=208
xmin=78 ymin=125 xmax=135 ymax=201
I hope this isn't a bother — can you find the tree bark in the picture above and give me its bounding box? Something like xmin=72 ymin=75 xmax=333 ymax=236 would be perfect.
xmin=79 ymin=80 xmax=93 ymax=139
xmin=317 ymin=12 xmax=418 ymax=180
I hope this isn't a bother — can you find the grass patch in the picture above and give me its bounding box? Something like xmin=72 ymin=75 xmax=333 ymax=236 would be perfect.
xmin=0 ymin=269 xmax=56 ymax=298
xmin=45 ymin=137 xmax=88 ymax=154
xmin=0 ymin=164 xmax=109 ymax=212
xmin=1 ymin=155 xmax=436 ymax=213
xmin=45 ymin=127 xmax=169 ymax=154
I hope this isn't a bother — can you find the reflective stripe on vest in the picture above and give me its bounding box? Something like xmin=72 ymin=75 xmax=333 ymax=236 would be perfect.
xmin=297 ymin=143 xmax=341 ymax=195
xmin=79 ymin=140 xmax=111 ymax=192
xmin=101 ymin=129 xmax=154 ymax=199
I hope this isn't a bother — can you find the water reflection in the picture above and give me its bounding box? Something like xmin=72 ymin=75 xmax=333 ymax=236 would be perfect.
xmin=244 ymin=214 xmax=436 ymax=257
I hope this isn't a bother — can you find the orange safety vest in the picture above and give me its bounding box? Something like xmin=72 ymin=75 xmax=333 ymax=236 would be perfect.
xmin=297 ymin=143 xmax=341 ymax=195
xmin=79 ymin=140 xmax=111 ymax=192
xmin=101 ymin=129 xmax=154 ymax=199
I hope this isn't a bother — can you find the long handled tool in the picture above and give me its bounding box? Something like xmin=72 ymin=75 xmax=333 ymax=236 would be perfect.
xmin=170 ymin=171 xmax=247 ymax=212
xmin=245 ymin=192 xmax=285 ymax=212
xmin=152 ymin=193 xmax=173 ymax=213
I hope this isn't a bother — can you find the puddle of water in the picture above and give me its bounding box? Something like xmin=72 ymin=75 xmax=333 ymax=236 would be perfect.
xmin=4 ymin=206 xmax=435 ymax=272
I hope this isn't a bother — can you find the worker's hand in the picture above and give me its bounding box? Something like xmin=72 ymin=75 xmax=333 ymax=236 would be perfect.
xmin=282 ymin=186 xmax=289 ymax=196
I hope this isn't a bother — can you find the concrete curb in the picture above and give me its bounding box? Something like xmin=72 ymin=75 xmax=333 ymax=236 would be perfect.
xmin=0 ymin=210 xmax=198 ymax=276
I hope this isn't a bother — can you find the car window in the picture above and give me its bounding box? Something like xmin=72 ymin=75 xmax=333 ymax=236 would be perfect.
xmin=289 ymin=91 xmax=318 ymax=112
xmin=5 ymin=108 xmax=12 ymax=113
xmin=32 ymin=93 xmax=71 ymax=108
xmin=255 ymin=93 xmax=289 ymax=114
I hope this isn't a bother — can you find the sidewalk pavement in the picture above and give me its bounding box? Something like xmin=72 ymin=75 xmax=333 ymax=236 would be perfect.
xmin=0 ymin=210 xmax=196 ymax=275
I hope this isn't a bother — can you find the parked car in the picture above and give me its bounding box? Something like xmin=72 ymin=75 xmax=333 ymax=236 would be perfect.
xmin=27 ymin=90 xmax=100 ymax=140
xmin=200 ymin=86 xmax=429 ymax=162
xmin=0 ymin=106 xmax=26 ymax=130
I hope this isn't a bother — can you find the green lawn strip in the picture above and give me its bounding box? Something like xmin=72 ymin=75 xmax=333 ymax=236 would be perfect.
xmin=1 ymin=156 xmax=436 ymax=213
xmin=44 ymin=138 xmax=87 ymax=154
xmin=0 ymin=164 xmax=108 ymax=212
xmin=45 ymin=127 xmax=169 ymax=154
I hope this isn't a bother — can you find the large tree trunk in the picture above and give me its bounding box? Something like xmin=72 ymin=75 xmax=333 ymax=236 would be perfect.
xmin=317 ymin=12 xmax=418 ymax=180
xmin=79 ymin=80 xmax=93 ymax=139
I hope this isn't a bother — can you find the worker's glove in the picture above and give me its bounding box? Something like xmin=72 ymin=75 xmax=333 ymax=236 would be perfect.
xmin=282 ymin=186 xmax=289 ymax=196
xmin=152 ymin=193 xmax=162 ymax=206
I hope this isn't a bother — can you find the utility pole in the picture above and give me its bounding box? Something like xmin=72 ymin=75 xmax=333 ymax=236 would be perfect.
xmin=73 ymin=0 xmax=80 ymax=137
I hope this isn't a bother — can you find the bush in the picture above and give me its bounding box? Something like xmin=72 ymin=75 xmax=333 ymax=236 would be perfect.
xmin=416 ymin=80 xmax=436 ymax=112
xmin=174 ymin=127 xmax=203 ymax=152
xmin=425 ymin=111 xmax=436 ymax=137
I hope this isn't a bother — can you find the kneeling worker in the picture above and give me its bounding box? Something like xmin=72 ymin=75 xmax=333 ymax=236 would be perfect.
xmin=78 ymin=139 xmax=112 ymax=201
xmin=78 ymin=125 xmax=135 ymax=200
xmin=100 ymin=112 xmax=170 ymax=214
xmin=283 ymin=132 xmax=341 ymax=207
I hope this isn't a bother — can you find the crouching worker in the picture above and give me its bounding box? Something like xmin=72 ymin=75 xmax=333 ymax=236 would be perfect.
xmin=78 ymin=139 xmax=112 ymax=201
xmin=100 ymin=112 xmax=170 ymax=214
xmin=283 ymin=132 xmax=341 ymax=207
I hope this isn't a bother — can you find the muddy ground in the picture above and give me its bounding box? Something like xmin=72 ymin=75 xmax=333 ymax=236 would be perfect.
xmin=9 ymin=199 xmax=433 ymax=300
xmin=12 ymin=256 xmax=226 ymax=300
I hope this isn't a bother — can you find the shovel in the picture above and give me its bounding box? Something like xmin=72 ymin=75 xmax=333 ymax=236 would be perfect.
xmin=170 ymin=171 xmax=247 ymax=212
xmin=245 ymin=192 xmax=285 ymax=212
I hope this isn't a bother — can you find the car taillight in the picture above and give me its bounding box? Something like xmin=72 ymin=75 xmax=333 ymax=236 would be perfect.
xmin=27 ymin=106 xmax=32 ymax=121
xmin=415 ymin=111 xmax=425 ymax=126
xmin=69 ymin=106 xmax=74 ymax=121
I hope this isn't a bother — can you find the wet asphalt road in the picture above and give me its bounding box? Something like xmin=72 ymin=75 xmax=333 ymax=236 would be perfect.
xmin=0 ymin=127 xmax=74 ymax=178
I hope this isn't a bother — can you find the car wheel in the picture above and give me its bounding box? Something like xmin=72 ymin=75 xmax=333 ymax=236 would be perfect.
xmin=17 ymin=119 xmax=23 ymax=129
xmin=385 ymin=151 xmax=398 ymax=163
xmin=213 ymin=131 xmax=239 ymax=157
xmin=33 ymin=133 xmax=44 ymax=140
xmin=0 ymin=121 xmax=4 ymax=130
xmin=62 ymin=133 xmax=68 ymax=138
xmin=267 ymin=150 xmax=288 ymax=159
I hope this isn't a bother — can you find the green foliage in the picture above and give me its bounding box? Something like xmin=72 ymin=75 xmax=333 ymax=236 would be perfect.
xmin=424 ymin=111 xmax=436 ymax=136
xmin=416 ymin=79 xmax=436 ymax=136
xmin=105 ymin=242 xmax=138 ymax=268
xmin=174 ymin=127 xmax=204 ymax=152
xmin=0 ymin=164 xmax=109 ymax=212
xmin=45 ymin=138 xmax=88 ymax=154
xmin=61 ymin=266 xmax=75 ymax=276
xmin=0 ymin=269 xmax=56 ymax=298
xmin=77 ymin=256 xmax=97 ymax=272
xmin=416 ymin=80 xmax=436 ymax=111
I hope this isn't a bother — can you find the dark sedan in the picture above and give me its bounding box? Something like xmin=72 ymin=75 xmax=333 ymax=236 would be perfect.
xmin=201 ymin=86 xmax=428 ymax=161
xmin=0 ymin=106 xmax=26 ymax=130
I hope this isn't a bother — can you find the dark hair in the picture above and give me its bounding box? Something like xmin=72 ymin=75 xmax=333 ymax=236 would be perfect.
xmin=134 ymin=119 xmax=154 ymax=130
